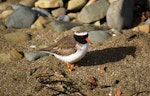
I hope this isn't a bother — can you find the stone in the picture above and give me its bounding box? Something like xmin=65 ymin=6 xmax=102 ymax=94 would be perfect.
xmin=19 ymin=0 xmax=37 ymax=7
xmin=4 ymin=32 xmax=32 ymax=42
xmin=24 ymin=52 xmax=49 ymax=61
xmin=0 ymin=49 xmax=23 ymax=63
xmin=1 ymin=10 xmax=13 ymax=18
xmin=56 ymin=15 xmax=70 ymax=22
xmin=132 ymin=24 xmax=150 ymax=33
xmin=71 ymin=25 xmax=99 ymax=32
xmin=85 ymin=0 xmax=97 ymax=6
xmin=108 ymin=0 xmax=117 ymax=3
xmin=67 ymin=0 xmax=87 ymax=11
xmin=6 ymin=5 xmax=38 ymax=28
xmin=35 ymin=0 xmax=64 ymax=8
xmin=106 ymin=0 xmax=135 ymax=32
xmin=50 ymin=20 xmax=79 ymax=32
xmin=0 ymin=2 xmax=9 ymax=11
xmin=52 ymin=7 xmax=66 ymax=17
xmin=77 ymin=0 xmax=109 ymax=23
xmin=31 ymin=16 xmax=47 ymax=30
xmin=145 ymin=18 xmax=150 ymax=25
xmin=88 ymin=30 xmax=111 ymax=43
xmin=93 ymin=21 xmax=101 ymax=27
xmin=68 ymin=13 xmax=78 ymax=19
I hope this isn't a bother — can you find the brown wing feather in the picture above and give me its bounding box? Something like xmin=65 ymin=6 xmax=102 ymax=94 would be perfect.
xmin=40 ymin=35 xmax=77 ymax=56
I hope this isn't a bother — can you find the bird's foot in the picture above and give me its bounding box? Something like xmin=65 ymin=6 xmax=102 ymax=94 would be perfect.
xmin=67 ymin=63 xmax=77 ymax=72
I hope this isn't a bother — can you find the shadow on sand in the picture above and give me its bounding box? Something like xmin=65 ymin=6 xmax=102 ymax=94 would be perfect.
xmin=77 ymin=46 xmax=136 ymax=66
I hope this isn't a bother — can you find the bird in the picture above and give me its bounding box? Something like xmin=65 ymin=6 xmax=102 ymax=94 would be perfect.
xmin=39 ymin=31 xmax=90 ymax=71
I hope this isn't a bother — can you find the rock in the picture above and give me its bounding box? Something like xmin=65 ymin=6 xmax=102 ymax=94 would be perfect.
xmin=6 ymin=5 xmax=38 ymax=28
xmin=85 ymin=0 xmax=97 ymax=6
xmin=31 ymin=16 xmax=47 ymax=30
xmin=32 ymin=7 xmax=52 ymax=17
xmin=145 ymin=18 xmax=150 ymax=25
xmin=24 ymin=52 xmax=49 ymax=61
xmin=4 ymin=32 xmax=32 ymax=42
xmin=50 ymin=20 xmax=79 ymax=32
xmin=68 ymin=13 xmax=78 ymax=19
xmin=106 ymin=0 xmax=135 ymax=32
xmin=88 ymin=30 xmax=111 ymax=43
xmin=77 ymin=0 xmax=109 ymax=23
xmin=67 ymin=0 xmax=87 ymax=11
xmin=35 ymin=0 xmax=64 ymax=8
xmin=132 ymin=24 xmax=150 ymax=33
xmin=108 ymin=0 xmax=117 ymax=3
xmin=0 ymin=2 xmax=9 ymax=10
xmin=0 ymin=49 xmax=23 ymax=63
xmin=56 ymin=15 xmax=70 ymax=22
xmin=52 ymin=7 xmax=66 ymax=17
xmin=71 ymin=25 xmax=99 ymax=32
xmin=19 ymin=0 xmax=37 ymax=7
xmin=0 ymin=23 xmax=6 ymax=30
xmin=93 ymin=21 xmax=101 ymax=27
xmin=1 ymin=10 xmax=13 ymax=18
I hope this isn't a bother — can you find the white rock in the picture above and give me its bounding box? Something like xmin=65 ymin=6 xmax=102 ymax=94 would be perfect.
xmin=35 ymin=0 xmax=64 ymax=8
xmin=67 ymin=0 xmax=87 ymax=10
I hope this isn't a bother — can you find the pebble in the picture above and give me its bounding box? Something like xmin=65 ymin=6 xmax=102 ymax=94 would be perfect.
xmin=71 ymin=25 xmax=99 ymax=32
xmin=77 ymin=0 xmax=109 ymax=23
xmin=0 ymin=2 xmax=9 ymax=10
xmin=50 ymin=20 xmax=79 ymax=32
xmin=51 ymin=7 xmax=66 ymax=17
xmin=24 ymin=52 xmax=49 ymax=61
xmin=88 ymin=30 xmax=111 ymax=43
xmin=106 ymin=0 xmax=134 ymax=33
xmin=132 ymin=24 xmax=150 ymax=33
xmin=35 ymin=0 xmax=64 ymax=8
xmin=68 ymin=13 xmax=78 ymax=19
xmin=19 ymin=0 xmax=37 ymax=7
xmin=6 ymin=5 xmax=38 ymax=28
xmin=4 ymin=32 xmax=32 ymax=42
xmin=145 ymin=18 xmax=150 ymax=25
xmin=0 ymin=49 xmax=23 ymax=63
xmin=108 ymin=0 xmax=117 ymax=3
xmin=1 ymin=10 xmax=13 ymax=18
xmin=31 ymin=16 xmax=47 ymax=30
xmin=67 ymin=0 xmax=87 ymax=11
xmin=56 ymin=15 xmax=70 ymax=22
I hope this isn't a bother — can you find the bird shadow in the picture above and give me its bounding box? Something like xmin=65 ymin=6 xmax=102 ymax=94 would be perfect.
xmin=76 ymin=46 xmax=136 ymax=66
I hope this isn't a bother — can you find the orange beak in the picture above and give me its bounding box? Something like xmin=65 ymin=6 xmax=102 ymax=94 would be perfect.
xmin=86 ymin=37 xmax=91 ymax=42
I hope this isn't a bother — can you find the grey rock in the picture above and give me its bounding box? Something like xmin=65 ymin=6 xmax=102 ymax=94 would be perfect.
xmin=57 ymin=15 xmax=70 ymax=22
xmin=77 ymin=0 xmax=110 ymax=23
xmin=6 ymin=5 xmax=38 ymax=28
xmin=88 ymin=30 xmax=111 ymax=43
xmin=50 ymin=20 xmax=79 ymax=32
xmin=24 ymin=52 xmax=49 ymax=61
xmin=4 ymin=32 xmax=32 ymax=42
xmin=106 ymin=0 xmax=135 ymax=32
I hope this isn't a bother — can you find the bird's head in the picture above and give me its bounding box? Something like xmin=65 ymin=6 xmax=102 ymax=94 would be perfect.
xmin=74 ymin=31 xmax=90 ymax=44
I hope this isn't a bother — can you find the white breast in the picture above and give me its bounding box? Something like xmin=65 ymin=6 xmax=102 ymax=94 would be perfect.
xmin=53 ymin=43 xmax=89 ymax=63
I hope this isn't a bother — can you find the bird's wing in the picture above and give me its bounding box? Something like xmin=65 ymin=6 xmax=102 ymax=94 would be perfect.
xmin=40 ymin=35 xmax=77 ymax=56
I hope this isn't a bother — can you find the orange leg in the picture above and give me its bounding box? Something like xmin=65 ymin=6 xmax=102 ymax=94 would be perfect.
xmin=67 ymin=63 xmax=75 ymax=72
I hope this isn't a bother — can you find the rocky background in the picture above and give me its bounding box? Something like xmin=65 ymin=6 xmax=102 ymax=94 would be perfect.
xmin=0 ymin=0 xmax=150 ymax=96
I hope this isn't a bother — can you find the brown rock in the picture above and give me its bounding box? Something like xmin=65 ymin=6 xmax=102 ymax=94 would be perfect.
xmin=35 ymin=0 xmax=64 ymax=8
xmin=132 ymin=24 xmax=150 ymax=33
xmin=51 ymin=7 xmax=66 ymax=17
